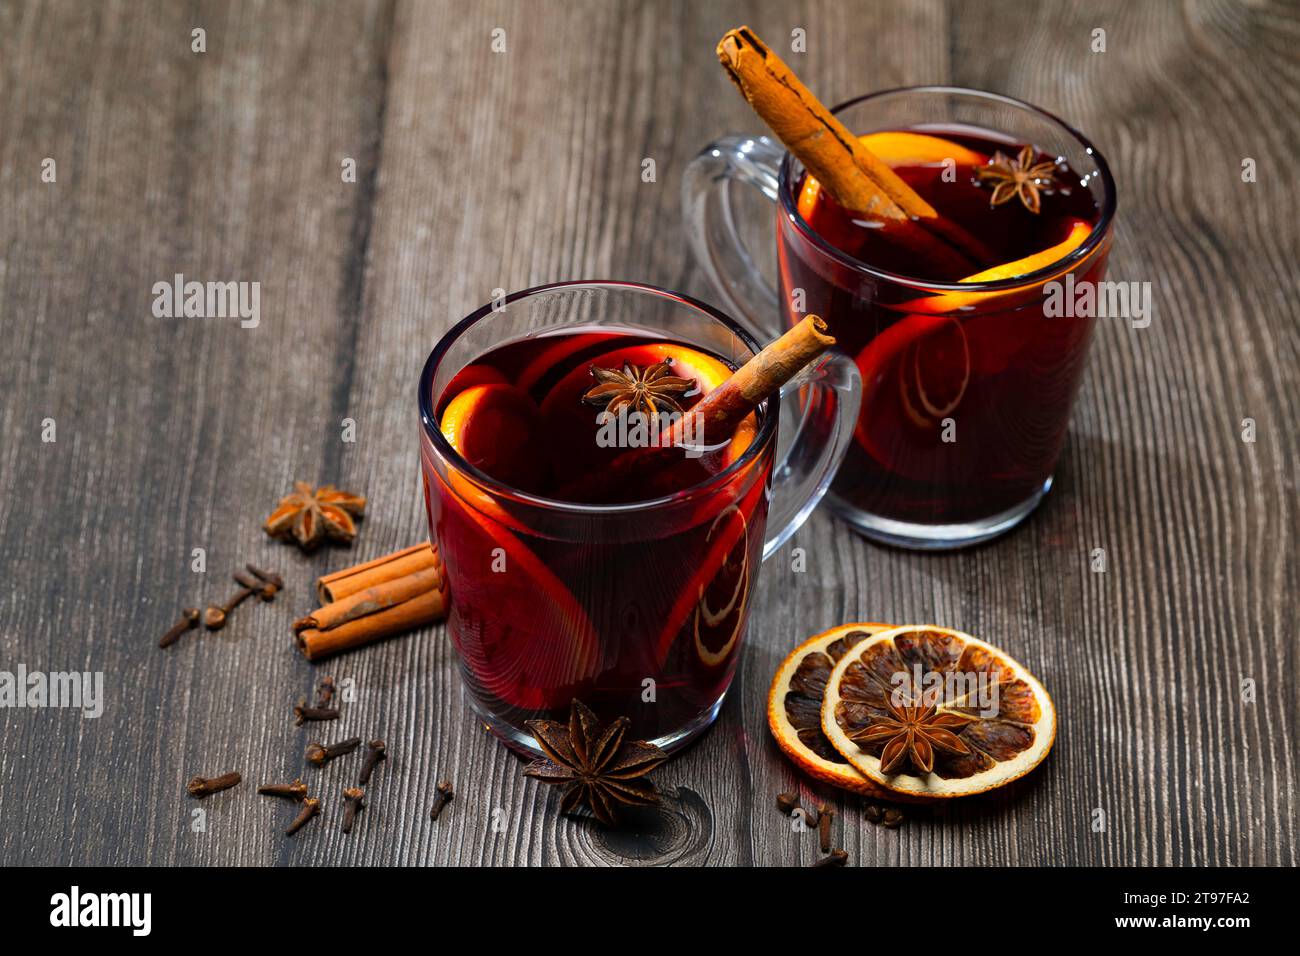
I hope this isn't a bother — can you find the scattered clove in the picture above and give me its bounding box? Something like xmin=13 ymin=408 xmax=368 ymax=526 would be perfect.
xmin=817 ymin=802 xmax=834 ymax=853
xmin=358 ymin=739 xmax=387 ymax=786
xmin=864 ymin=803 xmax=883 ymax=825
xmin=313 ymin=676 xmax=336 ymax=708
xmin=204 ymin=587 xmax=254 ymax=630
xmin=812 ymin=849 xmax=848 ymax=867
xmin=286 ymin=797 xmax=321 ymax=835
xmin=245 ymin=563 xmax=284 ymax=592
xmin=187 ymin=771 xmax=242 ymax=798
xmin=341 ymin=787 xmax=365 ymax=834
xmin=159 ymin=608 xmax=200 ymax=648
xmin=257 ymin=779 xmax=308 ymax=801
xmin=234 ymin=570 xmax=277 ymax=602
xmin=882 ymin=807 xmax=905 ymax=829
xmin=293 ymin=699 xmax=340 ymax=725
xmin=306 ymin=736 xmax=361 ymax=766
xmin=430 ymin=780 xmax=454 ymax=820
xmin=776 ymin=791 xmax=800 ymax=815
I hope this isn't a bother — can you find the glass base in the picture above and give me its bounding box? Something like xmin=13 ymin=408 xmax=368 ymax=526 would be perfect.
xmin=463 ymin=685 xmax=731 ymax=758
xmin=826 ymin=476 xmax=1052 ymax=550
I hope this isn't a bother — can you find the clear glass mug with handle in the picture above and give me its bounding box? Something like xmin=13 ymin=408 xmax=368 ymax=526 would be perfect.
xmin=418 ymin=281 xmax=859 ymax=753
xmin=683 ymin=87 xmax=1116 ymax=549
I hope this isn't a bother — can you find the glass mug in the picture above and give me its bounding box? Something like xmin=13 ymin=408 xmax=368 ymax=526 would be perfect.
xmin=418 ymin=281 xmax=859 ymax=753
xmin=684 ymin=87 xmax=1117 ymax=548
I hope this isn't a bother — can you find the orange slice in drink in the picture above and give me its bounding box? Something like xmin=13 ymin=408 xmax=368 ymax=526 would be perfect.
xmin=898 ymin=218 xmax=1093 ymax=314
xmin=440 ymin=383 xmax=551 ymax=494
xmin=796 ymin=132 xmax=989 ymax=251
xmin=859 ymin=131 xmax=988 ymax=167
xmin=692 ymin=504 xmax=751 ymax=667
xmin=820 ymin=625 xmax=1057 ymax=800
xmin=851 ymin=218 xmax=1093 ymax=456
xmin=653 ymin=466 xmax=768 ymax=667
xmin=438 ymin=388 xmax=600 ymax=710
xmin=443 ymin=363 xmax=508 ymax=395
xmin=767 ymin=623 xmax=898 ymax=798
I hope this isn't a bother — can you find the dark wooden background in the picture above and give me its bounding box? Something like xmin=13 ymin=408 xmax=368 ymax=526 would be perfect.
xmin=1 ymin=0 xmax=1295 ymax=867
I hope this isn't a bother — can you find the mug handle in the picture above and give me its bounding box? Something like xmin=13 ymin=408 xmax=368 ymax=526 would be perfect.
xmin=683 ymin=135 xmax=859 ymax=559
xmin=682 ymin=134 xmax=786 ymax=340
xmin=760 ymin=352 xmax=859 ymax=561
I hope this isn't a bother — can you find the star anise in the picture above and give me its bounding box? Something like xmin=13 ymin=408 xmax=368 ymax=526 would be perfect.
xmin=582 ymin=360 xmax=694 ymax=416
xmin=849 ymin=695 xmax=973 ymax=775
xmin=976 ymin=144 xmax=1059 ymax=214
xmin=523 ymin=700 xmax=668 ymax=826
xmin=263 ymin=481 xmax=366 ymax=551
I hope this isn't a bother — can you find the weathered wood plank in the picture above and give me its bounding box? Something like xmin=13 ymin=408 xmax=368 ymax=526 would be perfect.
xmin=0 ymin=0 xmax=1294 ymax=866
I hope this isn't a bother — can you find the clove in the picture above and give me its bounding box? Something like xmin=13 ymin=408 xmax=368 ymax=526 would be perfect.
xmin=341 ymin=787 xmax=365 ymax=834
xmin=358 ymin=739 xmax=387 ymax=786
xmin=257 ymin=779 xmax=308 ymax=801
xmin=429 ymin=780 xmax=454 ymax=820
xmin=285 ymin=797 xmax=321 ymax=835
xmin=293 ymin=699 xmax=340 ymax=725
xmin=306 ymin=736 xmax=361 ymax=766
xmin=234 ymin=570 xmax=277 ymax=602
xmin=864 ymin=803 xmax=883 ymax=825
xmin=882 ymin=807 xmax=905 ymax=829
xmin=187 ymin=771 xmax=242 ymax=798
xmin=776 ymin=791 xmax=800 ymax=815
xmin=245 ymin=563 xmax=284 ymax=592
xmin=313 ymin=676 xmax=336 ymax=708
xmin=817 ymin=802 xmax=834 ymax=853
xmin=204 ymin=587 xmax=254 ymax=630
xmin=812 ymin=849 xmax=848 ymax=867
xmin=159 ymin=608 xmax=200 ymax=648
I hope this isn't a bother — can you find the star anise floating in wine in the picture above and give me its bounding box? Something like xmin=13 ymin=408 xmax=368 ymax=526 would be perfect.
xmin=977 ymin=144 xmax=1060 ymax=214
xmin=582 ymin=360 xmax=694 ymax=416
xmin=263 ymin=481 xmax=366 ymax=551
xmin=523 ymin=700 xmax=668 ymax=826
xmin=849 ymin=695 xmax=973 ymax=775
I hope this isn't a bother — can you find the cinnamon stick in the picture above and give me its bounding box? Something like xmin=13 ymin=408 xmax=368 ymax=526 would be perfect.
xmin=716 ymin=26 xmax=996 ymax=270
xmin=317 ymin=542 xmax=441 ymax=604
xmin=294 ymin=566 xmax=443 ymax=634
xmin=557 ymin=315 xmax=835 ymax=501
xmin=296 ymin=542 xmax=450 ymax=661
xmin=296 ymin=586 xmax=448 ymax=662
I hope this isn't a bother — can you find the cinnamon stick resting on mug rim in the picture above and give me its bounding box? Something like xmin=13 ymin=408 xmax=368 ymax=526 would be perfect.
xmin=715 ymin=26 xmax=996 ymax=271
xmin=557 ymin=315 xmax=835 ymax=501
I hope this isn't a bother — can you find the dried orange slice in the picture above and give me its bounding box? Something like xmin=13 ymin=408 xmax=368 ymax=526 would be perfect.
xmin=767 ymin=623 xmax=897 ymax=797
xmin=821 ymin=625 xmax=1056 ymax=799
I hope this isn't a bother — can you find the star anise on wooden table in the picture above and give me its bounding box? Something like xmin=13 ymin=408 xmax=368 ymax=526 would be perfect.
xmin=523 ymin=700 xmax=669 ymax=826
xmin=582 ymin=361 xmax=694 ymax=416
xmin=263 ymin=481 xmax=366 ymax=551
xmin=976 ymin=144 xmax=1060 ymax=214
xmin=849 ymin=695 xmax=973 ymax=774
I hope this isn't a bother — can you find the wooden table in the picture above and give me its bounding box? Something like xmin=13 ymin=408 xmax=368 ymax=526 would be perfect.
xmin=1 ymin=0 xmax=1295 ymax=867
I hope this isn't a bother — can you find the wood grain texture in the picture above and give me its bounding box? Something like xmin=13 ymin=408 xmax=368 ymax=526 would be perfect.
xmin=0 ymin=0 xmax=1294 ymax=866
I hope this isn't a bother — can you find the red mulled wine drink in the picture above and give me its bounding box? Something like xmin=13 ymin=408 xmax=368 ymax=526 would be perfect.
xmin=780 ymin=126 xmax=1108 ymax=539
xmin=424 ymin=325 xmax=768 ymax=750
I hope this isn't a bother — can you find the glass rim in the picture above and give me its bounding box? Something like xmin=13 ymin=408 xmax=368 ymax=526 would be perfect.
xmin=778 ymin=85 xmax=1118 ymax=293
xmin=418 ymin=280 xmax=779 ymax=515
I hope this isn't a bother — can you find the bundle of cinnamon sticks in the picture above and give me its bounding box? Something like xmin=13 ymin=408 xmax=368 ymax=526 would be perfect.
xmin=294 ymin=543 xmax=449 ymax=661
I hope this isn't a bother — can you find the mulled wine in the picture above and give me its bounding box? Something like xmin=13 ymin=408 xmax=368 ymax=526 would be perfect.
xmin=424 ymin=328 xmax=769 ymax=747
xmin=778 ymin=126 xmax=1109 ymax=531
